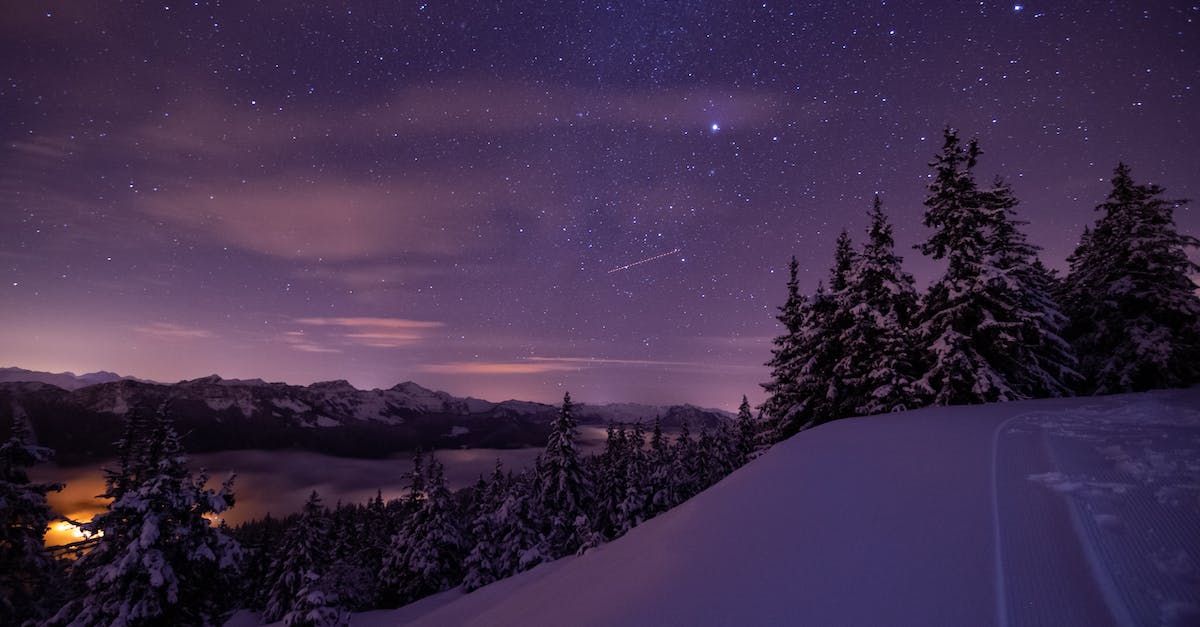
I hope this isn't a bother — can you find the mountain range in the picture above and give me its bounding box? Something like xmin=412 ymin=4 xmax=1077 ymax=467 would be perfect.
xmin=0 ymin=368 xmax=731 ymax=465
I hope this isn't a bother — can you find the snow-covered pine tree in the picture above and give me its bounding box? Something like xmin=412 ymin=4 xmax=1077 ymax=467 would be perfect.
xmin=834 ymin=195 xmax=922 ymax=415
xmin=350 ymin=491 xmax=390 ymax=608
xmin=645 ymin=417 xmax=676 ymax=516
xmin=594 ymin=423 xmax=635 ymax=540
xmin=263 ymin=491 xmax=346 ymax=627
xmin=325 ymin=501 xmax=374 ymax=612
xmin=462 ymin=461 xmax=506 ymax=592
xmin=734 ymin=395 xmax=757 ymax=466
xmin=915 ymin=128 xmax=1025 ymax=405
xmin=491 ymin=470 xmax=549 ymax=578
xmin=49 ymin=405 xmax=241 ymax=627
xmin=537 ymin=392 xmax=591 ymax=557
xmin=1062 ymin=163 xmax=1200 ymax=392
xmin=760 ymin=256 xmax=808 ymax=429
xmin=0 ymin=413 xmax=64 ymax=625
xmin=614 ymin=421 xmax=650 ymax=536
xmin=236 ymin=512 xmax=283 ymax=612
xmin=821 ymin=230 xmax=859 ymax=419
xmin=695 ymin=425 xmax=720 ymax=490
xmin=668 ymin=420 xmax=700 ymax=503
xmin=379 ymin=457 xmax=465 ymax=606
xmin=980 ymin=178 xmax=1079 ymax=398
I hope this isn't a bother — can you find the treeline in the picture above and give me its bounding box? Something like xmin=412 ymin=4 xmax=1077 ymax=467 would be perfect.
xmin=0 ymin=394 xmax=761 ymax=626
xmin=760 ymin=128 xmax=1200 ymax=439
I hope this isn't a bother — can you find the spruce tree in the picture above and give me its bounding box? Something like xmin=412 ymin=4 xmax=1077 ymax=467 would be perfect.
xmin=760 ymin=257 xmax=808 ymax=425
xmin=537 ymin=392 xmax=591 ymax=557
xmin=835 ymin=195 xmax=921 ymax=415
xmin=914 ymin=128 xmax=1041 ymax=405
xmin=462 ymin=462 xmax=506 ymax=592
xmin=668 ymin=421 xmax=700 ymax=502
xmin=0 ymin=414 xmax=64 ymax=625
xmin=1062 ymin=163 xmax=1200 ymax=392
xmin=263 ymin=491 xmax=345 ymax=627
xmin=49 ymin=406 xmax=241 ymax=627
xmin=734 ymin=395 xmax=757 ymax=466
xmin=646 ymin=417 xmax=676 ymax=515
xmin=491 ymin=470 xmax=548 ymax=578
xmin=981 ymin=178 xmax=1079 ymax=397
xmin=615 ymin=421 xmax=650 ymax=536
xmin=380 ymin=457 xmax=465 ymax=606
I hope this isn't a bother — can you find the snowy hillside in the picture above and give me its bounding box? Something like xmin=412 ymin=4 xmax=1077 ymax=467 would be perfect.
xmin=342 ymin=388 xmax=1200 ymax=627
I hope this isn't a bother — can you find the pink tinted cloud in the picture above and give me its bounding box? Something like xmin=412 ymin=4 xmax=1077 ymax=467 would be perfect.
xmin=131 ymin=322 xmax=215 ymax=340
xmin=419 ymin=361 xmax=580 ymax=375
xmin=292 ymin=317 xmax=445 ymax=350
xmin=135 ymin=180 xmax=489 ymax=260
xmin=281 ymin=331 xmax=342 ymax=354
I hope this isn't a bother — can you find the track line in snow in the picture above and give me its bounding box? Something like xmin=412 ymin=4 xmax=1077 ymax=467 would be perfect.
xmin=991 ymin=412 xmax=1023 ymax=627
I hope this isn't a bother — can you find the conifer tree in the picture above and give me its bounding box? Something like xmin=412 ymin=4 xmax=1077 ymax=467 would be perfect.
xmin=462 ymin=462 xmax=506 ymax=592
xmin=263 ymin=491 xmax=345 ymax=627
xmin=760 ymin=257 xmax=808 ymax=425
xmin=490 ymin=470 xmax=548 ymax=578
xmin=835 ymin=195 xmax=921 ymax=415
xmin=380 ymin=457 xmax=465 ymax=606
xmin=593 ymin=423 xmax=626 ymax=540
xmin=668 ymin=421 xmax=700 ymax=502
xmin=537 ymin=392 xmax=591 ymax=557
xmin=0 ymin=414 xmax=63 ymax=625
xmin=615 ymin=422 xmax=650 ymax=536
xmin=981 ymin=178 xmax=1079 ymax=397
xmin=734 ymin=395 xmax=757 ymax=466
xmin=1062 ymin=163 xmax=1200 ymax=392
xmin=819 ymin=230 xmax=858 ymax=420
xmin=237 ymin=512 xmax=283 ymax=612
xmin=49 ymin=406 xmax=241 ymax=627
xmin=646 ymin=417 xmax=676 ymax=515
xmin=914 ymin=128 xmax=1058 ymax=405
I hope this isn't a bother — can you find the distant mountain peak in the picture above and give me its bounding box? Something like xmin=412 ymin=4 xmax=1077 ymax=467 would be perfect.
xmin=0 ymin=366 xmax=131 ymax=390
xmin=309 ymin=379 xmax=358 ymax=392
xmin=390 ymin=381 xmax=435 ymax=393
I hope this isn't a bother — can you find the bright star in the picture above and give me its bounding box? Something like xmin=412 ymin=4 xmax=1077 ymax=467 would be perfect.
xmin=1013 ymin=4 xmax=1023 ymax=11
xmin=711 ymin=123 xmax=721 ymax=132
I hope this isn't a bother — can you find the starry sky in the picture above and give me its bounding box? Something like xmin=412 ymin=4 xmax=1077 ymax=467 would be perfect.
xmin=2 ymin=1 xmax=1197 ymax=410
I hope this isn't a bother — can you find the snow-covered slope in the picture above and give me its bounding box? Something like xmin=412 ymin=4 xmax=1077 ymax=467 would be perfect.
xmin=359 ymin=388 xmax=1200 ymax=627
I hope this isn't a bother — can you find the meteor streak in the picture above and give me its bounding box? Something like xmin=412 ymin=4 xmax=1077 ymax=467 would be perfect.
xmin=607 ymin=248 xmax=682 ymax=274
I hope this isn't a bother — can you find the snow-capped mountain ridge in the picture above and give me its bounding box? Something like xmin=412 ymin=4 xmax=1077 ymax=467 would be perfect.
xmin=0 ymin=366 xmax=138 ymax=390
xmin=0 ymin=370 xmax=731 ymax=465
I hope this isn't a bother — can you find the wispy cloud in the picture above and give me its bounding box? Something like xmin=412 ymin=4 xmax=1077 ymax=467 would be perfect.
xmin=281 ymin=331 xmax=341 ymax=354
xmin=419 ymin=361 xmax=580 ymax=375
xmin=291 ymin=317 xmax=444 ymax=349
xmin=420 ymin=355 xmax=762 ymax=376
xmin=295 ymin=317 xmax=444 ymax=329
xmin=131 ymin=322 xmax=214 ymax=340
xmin=528 ymin=356 xmax=764 ymax=373
xmin=528 ymin=356 xmax=704 ymax=367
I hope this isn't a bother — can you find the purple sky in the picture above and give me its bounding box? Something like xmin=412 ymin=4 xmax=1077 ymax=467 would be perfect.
xmin=2 ymin=2 xmax=1197 ymax=410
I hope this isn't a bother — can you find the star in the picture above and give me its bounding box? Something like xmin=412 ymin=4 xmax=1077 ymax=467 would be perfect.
xmin=711 ymin=123 xmax=721 ymax=132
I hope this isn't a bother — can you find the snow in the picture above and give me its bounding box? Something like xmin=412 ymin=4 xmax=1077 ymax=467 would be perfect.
xmin=271 ymin=398 xmax=311 ymax=413
xmin=341 ymin=387 xmax=1199 ymax=627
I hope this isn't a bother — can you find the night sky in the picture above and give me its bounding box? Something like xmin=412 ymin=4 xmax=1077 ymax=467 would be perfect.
xmin=2 ymin=2 xmax=1197 ymax=410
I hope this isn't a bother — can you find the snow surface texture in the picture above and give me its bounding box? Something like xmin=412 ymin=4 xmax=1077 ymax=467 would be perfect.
xmin=299 ymin=388 xmax=1200 ymax=627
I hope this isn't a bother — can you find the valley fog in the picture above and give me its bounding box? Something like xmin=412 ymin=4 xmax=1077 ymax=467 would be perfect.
xmin=35 ymin=426 xmax=614 ymax=547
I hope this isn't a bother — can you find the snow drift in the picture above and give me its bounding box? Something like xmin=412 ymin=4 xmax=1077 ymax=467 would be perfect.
xmin=343 ymin=388 xmax=1200 ymax=627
